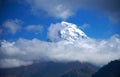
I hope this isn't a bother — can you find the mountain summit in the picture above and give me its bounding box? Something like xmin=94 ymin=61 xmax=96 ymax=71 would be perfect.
xmin=48 ymin=21 xmax=88 ymax=42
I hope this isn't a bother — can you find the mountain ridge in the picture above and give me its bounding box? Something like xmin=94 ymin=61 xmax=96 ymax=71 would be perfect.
xmin=0 ymin=61 xmax=99 ymax=77
xmin=92 ymin=60 xmax=120 ymax=77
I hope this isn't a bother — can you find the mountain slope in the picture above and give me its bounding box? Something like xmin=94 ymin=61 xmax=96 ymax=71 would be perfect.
xmin=92 ymin=60 xmax=120 ymax=77
xmin=0 ymin=61 xmax=98 ymax=77
xmin=61 ymin=64 xmax=97 ymax=77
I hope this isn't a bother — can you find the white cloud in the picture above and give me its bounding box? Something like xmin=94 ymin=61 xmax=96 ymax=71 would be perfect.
xmin=25 ymin=0 xmax=120 ymax=22
xmin=0 ymin=34 xmax=120 ymax=68
xmin=26 ymin=25 xmax=43 ymax=34
xmin=47 ymin=22 xmax=64 ymax=42
xmin=0 ymin=59 xmax=33 ymax=68
xmin=3 ymin=19 xmax=22 ymax=34
xmin=25 ymin=0 xmax=81 ymax=19
xmin=79 ymin=24 xmax=90 ymax=30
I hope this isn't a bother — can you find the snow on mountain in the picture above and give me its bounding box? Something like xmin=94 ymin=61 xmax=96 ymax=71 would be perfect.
xmin=48 ymin=21 xmax=88 ymax=42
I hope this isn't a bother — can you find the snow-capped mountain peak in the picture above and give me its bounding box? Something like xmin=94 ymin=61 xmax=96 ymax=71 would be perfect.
xmin=48 ymin=21 xmax=88 ymax=42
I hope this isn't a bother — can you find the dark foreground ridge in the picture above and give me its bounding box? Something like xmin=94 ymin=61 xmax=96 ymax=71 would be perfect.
xmin=92 ymin=60 xmax=120 ymax=77
xmin=0 ymin=61 xmax=98 ymax=77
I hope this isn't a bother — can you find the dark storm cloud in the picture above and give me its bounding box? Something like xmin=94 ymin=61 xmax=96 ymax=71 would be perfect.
xmin=96 ymin=0 xmax=120 ymax=22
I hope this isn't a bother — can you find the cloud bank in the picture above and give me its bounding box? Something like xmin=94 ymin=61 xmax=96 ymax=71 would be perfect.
xmin=0 ymin=22 xmax=120 ymax=68
xmin=25 ymin=0 xmax=120 ymax=22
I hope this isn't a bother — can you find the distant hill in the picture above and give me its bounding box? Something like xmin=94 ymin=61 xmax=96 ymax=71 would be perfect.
xmin=0 ymin=61 xmax=98 ymax=77
xmin=61 ymin=64 xmax=97 ymax=77
xmin=92 ymin=60 xmax=120 ymax=77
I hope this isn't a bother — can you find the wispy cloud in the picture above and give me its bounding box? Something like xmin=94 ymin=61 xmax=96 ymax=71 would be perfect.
xmin=2 ymin=19 xmax=22 ymax=34
xmin=25 ymin=0 xmax=120 ymax=22
xmin=25 ymin=0 xmax=74 ymax=19
xmin=0 ymin=59 xmax=33 ymax=68
xmin=1 ymin=19 xmax=44 ymax=36
xmin=26 ymin=25 xmax=43 ymax=34
xmin=0 ymin=28 xmax=3 ymax=35
xmin=79 ymin=24 xmax=90 ymax=30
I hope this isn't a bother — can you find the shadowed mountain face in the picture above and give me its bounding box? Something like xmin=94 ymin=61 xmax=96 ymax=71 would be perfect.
xmin=0 ymin=61 xmax=98 ymax=77
xmin=92 ymin=60 xmax=120 ymax=77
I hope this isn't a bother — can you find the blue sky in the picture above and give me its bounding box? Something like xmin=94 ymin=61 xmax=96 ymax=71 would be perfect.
xmin=0 ymin=0 xmax=120 ymax=41
xmin=0 ymin=0 xmax=120 ymax=68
